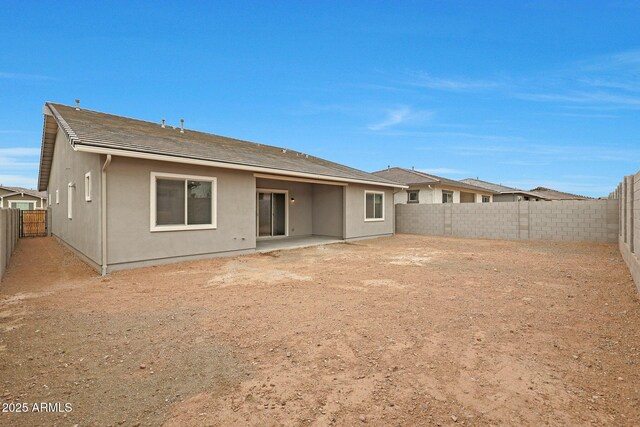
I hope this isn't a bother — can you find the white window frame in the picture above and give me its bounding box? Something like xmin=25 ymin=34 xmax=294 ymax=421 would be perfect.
xmin=364 ymin=190 xmax=385 ymax=222
xmin=8 ymin=200 xmax=36 ymax=210
xmin=482 ymin=195 xmax=491 ymax=203
xmin=84 ymin=172 xmax=92 ymax=202
xmin=442 ymin=190 xmax=454 ymax=204
xmin=56 ymin=189 xmax=59 ymax=204
xmin=67 ymin=183 xmax=73 ymax=219
xmin=150 ymin=171 xmax=217 ymax=232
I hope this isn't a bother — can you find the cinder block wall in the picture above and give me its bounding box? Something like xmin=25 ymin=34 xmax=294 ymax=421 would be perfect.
xmin=0 ymin=208 xmax=20 ymax=283
xmin=451 ymin=203 xmax=519 ymax=239
xmin=614 ymin=170 xmax=640 ymax=292
xmin=397 ymin=199 xmax=619 ymax=243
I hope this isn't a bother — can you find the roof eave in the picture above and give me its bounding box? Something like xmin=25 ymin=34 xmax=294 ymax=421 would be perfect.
xmin=73 ymin=143 xmax=408 ymax=189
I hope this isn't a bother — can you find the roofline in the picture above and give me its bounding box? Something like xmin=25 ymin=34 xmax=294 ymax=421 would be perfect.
xmin=1 ymin=191 xmax=31 ymax=198
xmin=498 ymin=190 xmax=549 ymax=198
xmin=405 ymin=181 xmax=498 ymax=194
xmin=40 ymin=102 xmax=404 ymax=190
xmin=73 ymin=144 xmax=408 ymax=188
xmin=375 ymin=168 xmax=498 ymax=193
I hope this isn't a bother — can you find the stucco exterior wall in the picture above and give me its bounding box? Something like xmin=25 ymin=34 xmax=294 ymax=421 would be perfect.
xmin=394 ymin=186 xmax=491 ymax=204
xmin=343 ymin=185 xmax=394 ymax=239
xmin=493 ymin=193 xmax=518 ymax=202
xmin=311 ymin=184 xmax=344 ymax=238
xmin=47 ymin=128 xmax=103 ymax=268
xmin=105 ymin=157 xmax=256 ymax=270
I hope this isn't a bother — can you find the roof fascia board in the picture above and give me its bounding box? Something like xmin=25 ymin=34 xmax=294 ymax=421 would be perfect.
xmin=73 ymin=144 xmax=407 ymax=188
xmin=254 ymin=173 xmax=348 ymax=186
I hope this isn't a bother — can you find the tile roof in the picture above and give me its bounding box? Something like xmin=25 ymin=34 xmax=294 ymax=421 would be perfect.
xmin=460 ymin=178 xmax=519 ymax=193
xmin=39 ymin=102 xmax=401 ymax=190
xmin=528 ymin=187 xmax=590 ymax=200
xmin=372 ymin=167 xmax=497 ymax=193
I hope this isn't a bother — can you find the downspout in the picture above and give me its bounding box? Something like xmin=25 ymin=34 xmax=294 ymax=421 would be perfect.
xmin=101 ymin=155 xmax=112 ymax=276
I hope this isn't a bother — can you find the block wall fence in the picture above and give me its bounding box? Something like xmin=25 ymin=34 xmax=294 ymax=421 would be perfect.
xmin=0 ymin=209 xmax=20 ymax=283
xmin=396 ymin=199 xmax=619 ymax=243
xmin=610 ymin=169 xmax=640 ymax=292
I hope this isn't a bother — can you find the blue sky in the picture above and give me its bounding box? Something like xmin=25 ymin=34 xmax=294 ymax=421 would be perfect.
xmin=1 ymin=1 xmax=639 ymax=196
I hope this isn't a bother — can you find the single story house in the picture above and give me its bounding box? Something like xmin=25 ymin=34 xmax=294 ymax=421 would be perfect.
xmin=372 ymin=167 xmax=496 ymax=204
xmin=37 ymin=102 xmax=404 ymax=274
xmin=460 ymin=178 xmax=548 ymax=202
xmin=0 ymin=185 xmax=48 ymax=210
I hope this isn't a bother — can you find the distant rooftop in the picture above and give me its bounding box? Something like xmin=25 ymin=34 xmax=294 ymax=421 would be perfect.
xmin=372 ymin=167 xmax=498 ymax=193
xmin=529 ymin=187 xmax=590 ymax=200
xmin=0 ymin=185 xmax=47 ymax=199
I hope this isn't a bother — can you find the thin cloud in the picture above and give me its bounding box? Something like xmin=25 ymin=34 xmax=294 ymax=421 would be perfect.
xmin=0 ymin=159 xmax=39 ymax=169
xmin=0 ymin=71 xmax=55 ymax=81
xmin=367 ymin=106 xmax=433 ymax=131
xmin=0 ymin=175 xmax=37 ymax=188
xmin=516 ymin=91 xmax=640 ymax=107
xmin=0 ymin=147 xmax=41 ymax=156
xmin=420 ymin=167 xmax=468 ymax=176
xmin=404 ymin=72 xmax=503 ymax=92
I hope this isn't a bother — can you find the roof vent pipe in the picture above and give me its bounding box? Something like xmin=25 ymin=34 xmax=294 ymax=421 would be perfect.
xmin=161 ymin=118 xmax=165 ymax=128
xmin=75 ymin=99 xmax=80 ymax=110
xmin=180 ymin=119 xmax=185 ymax=134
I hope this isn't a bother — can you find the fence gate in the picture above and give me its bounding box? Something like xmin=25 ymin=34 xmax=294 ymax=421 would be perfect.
xmin=20 ymin=210 xmax=47 ymax=237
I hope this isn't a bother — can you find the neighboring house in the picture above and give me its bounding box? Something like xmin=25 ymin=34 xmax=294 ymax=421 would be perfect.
xmin=460 ymin=178 xmax=548 ymax=202
xmin=372 ymin=167 xmax=496 ymax=204
xmin=461 ymin=179 xmax=591 ymax=202
xmin=528 ymin=187 xmax=590 ymax=201
xmin=0 ymin=185 xmax=48 ymax=210
xmin=37 ymin=102 xmax=404 ymax=274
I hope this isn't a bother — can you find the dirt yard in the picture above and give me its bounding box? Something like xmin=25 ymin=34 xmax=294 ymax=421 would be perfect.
xmin=0 ymin=236 xmax=638 ymax=426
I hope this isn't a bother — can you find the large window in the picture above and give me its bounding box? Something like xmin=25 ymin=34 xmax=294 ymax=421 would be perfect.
xmin=407 ymin=190 xmax=419 ymax=203
xmin=150 ymin=172 xmax=216 ymax=231
xmin=364 ymin=190 xmax=384 ymax=221
xmin=9 ymin=201 xmax=35 ymax=210
xmin=442 ymin=190 xmax=453 ymax=203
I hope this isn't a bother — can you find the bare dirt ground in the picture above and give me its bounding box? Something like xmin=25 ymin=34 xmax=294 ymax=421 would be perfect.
xmin=0 ymin=235 xmax=638 ymax=426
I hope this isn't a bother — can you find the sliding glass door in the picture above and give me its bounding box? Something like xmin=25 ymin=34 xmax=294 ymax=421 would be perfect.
xmin=257 ymin=191 xmax=287 ymax=237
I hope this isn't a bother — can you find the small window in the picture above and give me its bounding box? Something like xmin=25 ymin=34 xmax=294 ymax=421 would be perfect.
xmin=151 ymin=172 xmax=217 ymax=231
xmin=56 ymin=189 xmax=59 ymax=204
xmin=67 ymin=183 xmax=73 ymax=219
xmin=84 ymin=172 xmax=92 ymax=201
xmin=365 ymin=191 xmax=384 ymax=221
xmin=442 ymin=190 xmax=453 ymax=203
xmin=482 ymin=195 xmax=490 ymax=203
xmin=407 ymin=190 xmax=419 ymax=203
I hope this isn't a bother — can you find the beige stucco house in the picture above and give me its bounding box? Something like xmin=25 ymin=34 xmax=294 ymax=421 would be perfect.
xmin=372 ymin=167 xmax=496 ymax=204
xmin=37 ymin=102 xmax=404 ymax=274
xmin=0 ymin=186 xmax=47 ymax=210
